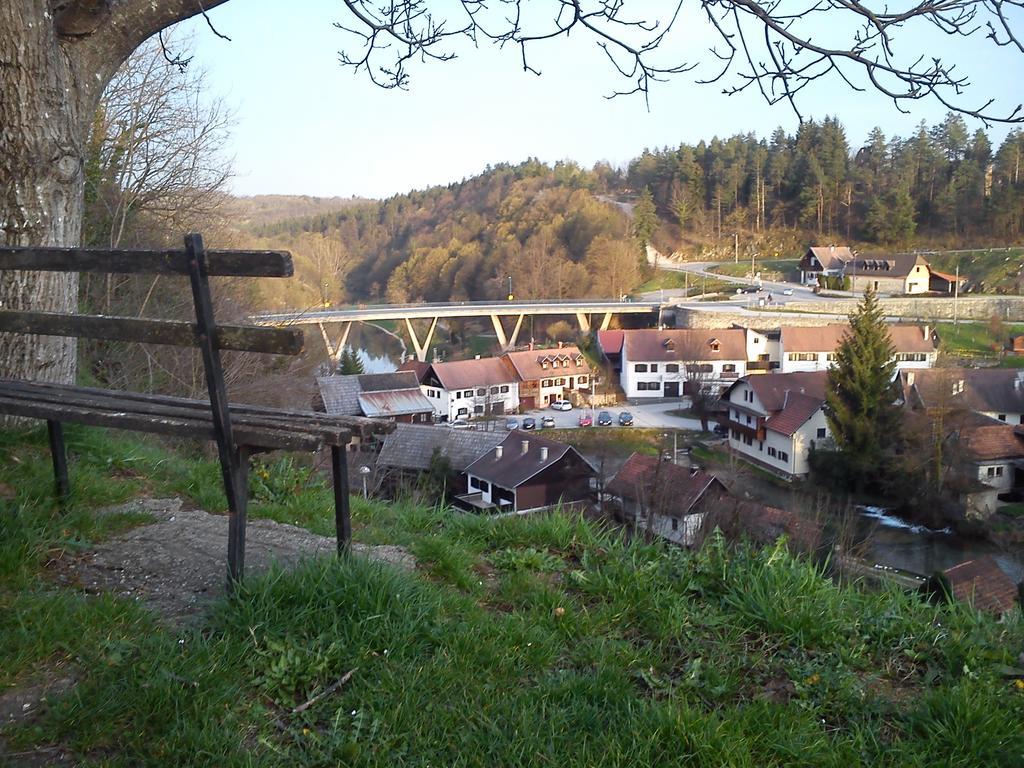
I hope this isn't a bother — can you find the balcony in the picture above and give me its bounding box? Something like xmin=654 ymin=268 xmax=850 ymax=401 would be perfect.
xmin=747 ymin=361 xmax=771 ymax=371
xmin=727 ymin=416 xmax=765 ymax=441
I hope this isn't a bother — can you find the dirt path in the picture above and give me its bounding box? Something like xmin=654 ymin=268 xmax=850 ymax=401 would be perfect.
xmin=50 ymin=497 xmax=414 ymax=621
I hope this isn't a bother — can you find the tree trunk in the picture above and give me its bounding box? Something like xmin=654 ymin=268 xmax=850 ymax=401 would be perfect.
xmin=0 ymin=2 xmax=90 ymax=384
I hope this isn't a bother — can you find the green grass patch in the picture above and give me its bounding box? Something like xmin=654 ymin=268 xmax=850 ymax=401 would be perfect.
xmin=3 ymin=430 xmax=1024 ymax=766
xmin=934 ymin=321 xmax=1024 ymax=359
xmin=926 ymin=248 xmax=1024 ymax=294
xmin=635 ymin=272 xmax=733 ymax=296
xmin=543 ymin=427 xmax=665 ymax=457
xmin=707 ymin=259 xmax=799 ymax=280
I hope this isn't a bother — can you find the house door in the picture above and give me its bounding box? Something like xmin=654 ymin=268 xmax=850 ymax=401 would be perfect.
xmin=568 ymin=377 xmax=575 ymax=389
xmin=664 ymin=381 xmax=680 ymax=397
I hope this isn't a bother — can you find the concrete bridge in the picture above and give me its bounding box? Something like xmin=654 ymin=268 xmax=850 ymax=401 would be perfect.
xmin=251 ymin=299 xmax=661 ymax=365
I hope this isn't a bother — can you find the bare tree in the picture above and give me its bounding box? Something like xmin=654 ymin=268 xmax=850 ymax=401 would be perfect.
xmin=2 ymin=0 xmax=1023 ymax=385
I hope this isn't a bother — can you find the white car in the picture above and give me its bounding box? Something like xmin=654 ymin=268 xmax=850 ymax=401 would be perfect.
xmin=782 ymin=287 xmax=794 ymax=296
xmin=549 ymin=399 xmax=573 ymax=411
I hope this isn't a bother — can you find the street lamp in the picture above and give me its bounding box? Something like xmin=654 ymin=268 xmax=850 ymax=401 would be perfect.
xmin=358 ymin=465 xmax=371 ymax=499
xmin=507 ymin=275 xmax=513 ymax=301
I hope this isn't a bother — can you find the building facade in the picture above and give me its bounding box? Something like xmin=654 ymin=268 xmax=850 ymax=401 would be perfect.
xmin=618 ymin=328 xmax=748 ymax=399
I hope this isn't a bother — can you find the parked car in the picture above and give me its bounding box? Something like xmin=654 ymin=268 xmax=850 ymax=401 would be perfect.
xmin=449 ymin=419 xmax=475 ymax=430
xmin=735 ymin=286 xmax=759 ymax=294
xmin=541 ymin=415 xmax=556 ymax=429
xmin=618 ymin=411 xmax=634 ymax=426
xmin=597 ymin=411 xmax=613 ymax=426
xmin=504 ymin=417 xmax=520 ymax=430
xmin=781 ymin=287 xmax=794 ymax=296
xmin=549 ymin=399 xmax=573 ymax=411
xmin=712 ymin=423 xmax=729 ymax=437
xmin=521 ymin=417 xmax=537 ymax=430
xmin=578 ymin=413 xmax=593 ymax=427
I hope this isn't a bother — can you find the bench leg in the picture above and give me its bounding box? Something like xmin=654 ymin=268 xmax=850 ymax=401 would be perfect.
xmin=227 ymin=447 xmax=249 ymax=589
xmin=46 ymin=420 xmax=70 ymax=508
xmin=331 ymin=445 xmax=351 ymax=555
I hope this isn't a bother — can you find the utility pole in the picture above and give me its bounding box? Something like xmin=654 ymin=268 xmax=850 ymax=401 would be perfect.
xmin=733 ymin=232 xmax=739 ymax=264
xmin=954 ymin=261 xmax=960 ymax=327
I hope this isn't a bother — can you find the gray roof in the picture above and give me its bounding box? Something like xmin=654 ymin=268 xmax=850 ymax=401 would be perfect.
xmin=465 ymin=431 xmax=597 ymax=488
xmin=376 ymin=424 xmax=506 ymax=472
xmin=903 ymin=368 xmax=1024 ymax=415
xmin=317 ymin=372 xmax=429 ymax=417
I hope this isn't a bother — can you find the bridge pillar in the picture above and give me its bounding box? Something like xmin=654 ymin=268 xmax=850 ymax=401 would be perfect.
xmin=599 ymin=312 xmax=613 ymax=331
xmin=404 ymin=316 xmax=439 ymax=362
xmin=317 ymin=321 xmax=352 ymax=371
xmin=575 ymin=312 xmax=591 ymax=334
xmin=491 ymin=313 xmax=526 ymax=351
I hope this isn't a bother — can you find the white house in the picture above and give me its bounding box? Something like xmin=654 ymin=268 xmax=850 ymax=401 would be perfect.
xmin=778 ymin=324 xmax=937 ymax=373
xmin=903 ymin=368 xmax=1024 ymax=426
xmin=722 ymin=371 xmax=830 ymax=479
xmin=619 ymin=329 xmax=748 ymax=399
xmin=399 ymin=357 xmax=520 ymax=422
xmin=502 ymin=345 xmax=592 ymax=410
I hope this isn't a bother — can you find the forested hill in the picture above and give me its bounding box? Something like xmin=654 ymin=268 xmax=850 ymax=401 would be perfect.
xmin=241 ymin=115 xmax=1024 ymax=307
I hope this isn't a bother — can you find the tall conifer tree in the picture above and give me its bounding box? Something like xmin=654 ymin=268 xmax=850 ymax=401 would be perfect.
xmin=824 ymin=289 xmax=903 ymax=488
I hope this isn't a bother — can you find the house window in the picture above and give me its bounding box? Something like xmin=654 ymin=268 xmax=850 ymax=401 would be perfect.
xmin=457 ymin=408 xmax=468 ymax=416
xmin=817 ymin=428 xmax=827 ymax=439
xmin=665 ymin=364 xmax=679 ymax=373
xmin=778 ymin=451 xmax=789 ymax=462
xmin=500 ymin=385 xmax=509 ymax=393
xmin=556 ymin=378 xmax=566 ymax=386
xmin=671 ymin=518 xmax=678 ymax=532
xmin=577 ymin=376 xmax=588 ymax=385
xmin=987 ymin=466 xmax=1004 ymax=477
xmin=651 ymin=364 xmax=659 ymax=373
xmin=998 ymin=414 xmax=1007 ymax=422
xmin=787 ymin=353 xmax=817 ymax=361
xmin=463 ymin=390 xmax=472 ymax=397
xmin=637 ymin=381 xmax=661 ymax=391
xmin=743 ymin=435 xmax=753 ymax=446
xmin=477 ymin=388 xmax=486 ymax=396
xmin=490 ymin=386 xmax=499 ymax=395
xmin=759 ymin=441 xmax=764 ymax=452
xmin=455 ymin=391 xmax=461 ymax=399
xmin=710 ymin=341 xmax=720 ymax=352
xmin=731 ymin=430 xmax=739 ymax=440
xmin=768 ymin=447 xmax=777 ymax=457
xmin=825 ymin=353 xmax=838 ymax=362
xmin=635 ymin=364 xmax=648 ymax=373
xmin=745 ymin=415 xmax=752 ymax=425
xmin=723 ymin=364 xmax=736 ymax=372
xmin=474 ymin=405 xmax=484 ymax=414
xmin=469 ymin=476 xmax=479 ymax=490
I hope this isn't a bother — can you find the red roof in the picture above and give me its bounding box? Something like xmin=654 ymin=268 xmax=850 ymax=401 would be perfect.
xmin=732 ymin=371 xmax=828 ymax=412
xmin=503 ymin=346 xmax=590 ymax=382
xmin=943 ymin=557 xmax=1019 ymax=615
xmin=621 ymin=328 xmax=747 ymax=362
xmin=397 ymin=359 xmax=430 ymax=382
xmin=419 ymin=357 xmax=518 ymax=391
xmin=959 ymin=424 xmax=1024 ymax=461
xmin=781 ymin=324 xmax=934 ymax=354
xmin=607 ymin=453 xmax=727 ymax=516
xmin=764 ymin=391 xmax=825 ymax=436
xmin=597 ymin=330 xmax=624 ymax=355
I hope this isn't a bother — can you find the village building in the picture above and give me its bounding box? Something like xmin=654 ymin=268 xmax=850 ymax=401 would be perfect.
xmin=798 ymin=245 xmax=855 ymax=284
xmin=596 ymin=330 xmax=624 ymax=374
xmin=618 ymin=328 xmax=748 ymax=399
xmin=315 ymin=372 xmax=435 ymax=425
xmin=722 ymin=371 xmax=830 ymax=479
xmin=714 ymin=500 xmax=824 ymax=555
xmin=956 ymin=422 xmax=1024 ymax=497
xmin=847 ymin=253 xmax=932 ymax=294
xmin=375 ymin=423 xmax=506 ymax=495
xmin=502 ymin=345 xmax=593 ymax=409
xmin=606 ymin=453 xmax=728 ymax=547
xmin=778 ymin=324 xmax=937 ymax=373
xmin=460 ymin=431 xmax=596 ymax=514
xmin=902 ymin=368 xmax=1024 ymax=425
xmin=940 ymin=556 xmax=1020 ymax=616
xmin=399 ymin=357 xmax=520 ymax=422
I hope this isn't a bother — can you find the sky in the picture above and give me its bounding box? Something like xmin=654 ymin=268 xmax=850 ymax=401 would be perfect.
xmin=180 ymin=1 xmax=1024 ymax=200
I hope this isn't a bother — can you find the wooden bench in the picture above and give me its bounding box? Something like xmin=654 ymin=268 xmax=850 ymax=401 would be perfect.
xmin=0 ymin=233 xmax=393 ymax=585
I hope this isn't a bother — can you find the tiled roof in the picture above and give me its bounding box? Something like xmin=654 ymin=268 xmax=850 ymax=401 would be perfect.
xmin=607 ymin=453 xmax=726 ymax=516
xmin=764 ymin=391 xmax=825 ymax=436
xmin=426 ymin=357 xmax=517 ymax=391
xmin=317 ymin=372 xmax=431 ymax=417
xmin=729 ymin=371 xmax=828 ymax=412
xmin=376 ymin=424 xmax=505 ymax=471
xmin=357 ymin=372 xmax=421 ymax=392
xmin=780 ymin=324 xmax=935 ymax=354
xmin=943 ymin=556 xmax=1019 ymax=615
xmin=464 ymin=431 xmax=595 ymax=488
xmin=724 ymin=501 xmax=824 ymax=552
xmin=621 ymin=328 xmax=747 ymax=363
xmin=597 ymin=330 xmax=624 ymax=355
xmin=903 ymin=368 xmax=1024 ymax=416
xmin=315 ymin=375 xmax=362 ymax=416
xmin=803 ymin=246 xmax=855 ymax=271
xmin=503 ymin=345 xmax=591 ymax=382
xmin=397 ymin=359 xmax=430 ymax=382
xmin=958 ymin=424 xmax=1024 ymax=461
xmin=850 ymin=252 xmax=928 ymax=279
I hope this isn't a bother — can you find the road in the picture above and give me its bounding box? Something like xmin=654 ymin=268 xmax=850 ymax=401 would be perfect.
xmin=510 ymin=400 xmax=706 ymax=432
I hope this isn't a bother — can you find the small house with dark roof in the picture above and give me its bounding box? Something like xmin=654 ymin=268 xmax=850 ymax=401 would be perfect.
xmin=607 ymin=453 xmax=729 ymax=547
xmin=798 ymin=245 xmax=856 ymax=283
xmin=315 ymin=372 xmax=435 ymax=434
xmin=940 ymin=556 xmax=1019 ymax=616
xmin=902 ymin=368 xmax=1024 ymax=425
xmin=722 ymin=371 xmax=830 ymax=478
xmin=618 ymin=328 xmax=748 ymax=399
xmin=375 ymin=423 xmax=507 ymax=495
xmin=502 ymin=344 xmax=592 ymax=410
xmin=779 ymin=323 xmax=937 ymax=373
xmin=399 ymin=357 xmax=519 ymax=423
xmin=848 ymin=252 xmax=932 ymax=294
xmin=460 ymin=431 xmax=596 ymax=514
xmin=713 ymin=500 xmax=824 ymax=554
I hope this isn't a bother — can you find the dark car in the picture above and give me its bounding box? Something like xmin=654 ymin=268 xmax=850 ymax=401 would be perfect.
xmin=521 ymin=417 xmax=537 ymax=430
xmin=618 ymin=411 xmax=634 ymax=426
xmin=712 ymin=423 xmax=729 ymax=437
xmin=597 ymin=411 xmax=613 ymax=426
xmin=541 ymin=415 xmax=556 ymax=429
xmin=734 ymin=285 xmax=760 ymax=294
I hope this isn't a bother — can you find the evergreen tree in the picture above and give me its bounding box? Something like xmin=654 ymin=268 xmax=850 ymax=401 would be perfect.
xmin=339 ymin=347 xmax=365 ymax=375
xmin=824 ymin=289 xmax=903 ymax=490
xmin=631 ymin=187 xmax=658 ymax=255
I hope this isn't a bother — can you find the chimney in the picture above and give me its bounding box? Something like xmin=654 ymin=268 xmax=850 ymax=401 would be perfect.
xmin=495 ymin=445 xmax=503 ymax=460
xmin=906 ymin=371 xmax=916 ymax=387
xmin=1015 ymin=371 xmax=1024 ymax=391
xmin=923 ymin=324 xmax=930 ymax=341
xmin=521 ymin=440 xmax=529 ymax=455
xmin=540 ymin=446 xmax=549 ymax=462
xmin=558 ymin=341 xmax=563 ymax=349
xmin=475 ymin=354 xmax=481 ymax=360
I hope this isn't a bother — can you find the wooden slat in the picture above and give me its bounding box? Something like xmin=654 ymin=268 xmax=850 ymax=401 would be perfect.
xmin=0 ymin=311 xmax=304 ymax=355
xmin=0 ymin=380 xmax=353 ymax=446
xmin=1 ymin=379 xmax=391 ymax=437
xmin=0 ymin=247 xmax=293 ymax=277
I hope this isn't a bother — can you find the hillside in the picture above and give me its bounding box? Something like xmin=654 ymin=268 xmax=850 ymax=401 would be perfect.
xmin=225 ymin=194 xmax=369 ymax=231
xmin=2 ymin=428 xmax=1023 ymax=765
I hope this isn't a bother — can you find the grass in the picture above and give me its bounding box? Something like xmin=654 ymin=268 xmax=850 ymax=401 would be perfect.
xmin=635 ymin=272 xmax=733 ymax=296
xmin=934 ymin=321 xmax=1024 ymax=360
xmin=542 ymin=427 xmax=666 ymax=457
xmin=999 ymin=502 xmax=1024 ymax=518
xmin=3 ymin=427 xmax=1024 ymax=766
xmin=926 ymin=248 xmax=1024 ymax=294
xmin=707 ymin=259 xmax=799 ymax=280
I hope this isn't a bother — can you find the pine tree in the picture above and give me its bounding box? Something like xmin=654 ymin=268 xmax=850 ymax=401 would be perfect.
xmin=824 ymin=289 xmax=903 ymax=489
xmin=339 ymin=347 xmax=365 ymax=375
